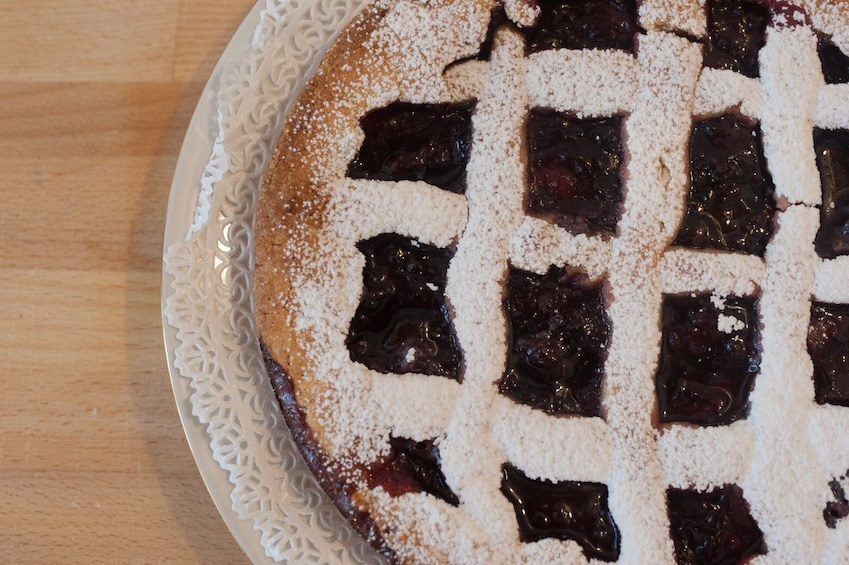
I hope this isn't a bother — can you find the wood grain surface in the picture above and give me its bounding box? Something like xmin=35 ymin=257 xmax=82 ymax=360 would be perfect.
xmin=1 ymin=1 xmax=259 ymax=562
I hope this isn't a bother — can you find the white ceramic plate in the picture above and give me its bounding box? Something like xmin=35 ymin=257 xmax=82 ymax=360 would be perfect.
xmin=161 ymin=1 xmax=384 ymax=563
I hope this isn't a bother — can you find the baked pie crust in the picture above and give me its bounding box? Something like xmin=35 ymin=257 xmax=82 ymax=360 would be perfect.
xmin=255 ymin=0 xmax=849 ymax=562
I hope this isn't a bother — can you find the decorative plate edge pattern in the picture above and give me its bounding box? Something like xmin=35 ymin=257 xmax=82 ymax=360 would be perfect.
xmin=162 ymin=0 xmax=381 ymax=563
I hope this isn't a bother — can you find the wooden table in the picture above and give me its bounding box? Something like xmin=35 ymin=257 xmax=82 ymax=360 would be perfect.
xmin=1 ymin=1 xmax=258 ymax=562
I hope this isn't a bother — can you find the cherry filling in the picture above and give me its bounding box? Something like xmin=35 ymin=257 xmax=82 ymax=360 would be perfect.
xmin=346 ymin=233 xmax=461 ymax=379
xmin=674 ymin=114 xmax=775 ymax=256
xmin=500 ymin=265 xmax=609 ymax=417
xmin=501 ymin=464 xmax=620 ymax=561
xmin=825 ymin=473 xmax=849 ymax=528
xmin=347 ymin=101 xmax=475 ymax=194
xmin=656 ymin=294 xmax=760 ymax=426
xmin=703 ymin=0 xmax=769 ymax=78
xmin=819 ymin=37 xmax=849 ymax=84
xmin=807 ymin=302 xmax=849 ymax=406
xmin=524 ymin=0 xmax=638 ymax=54
xmin=526 ymin=109 xmax=624 ymax=236
xmin=667 ymin=485 xmax=766 ymax=565
xmin=813 ymin=128 xmax=849 ymax=258
xmin=367 ymin=437 xmax=459 ymax=506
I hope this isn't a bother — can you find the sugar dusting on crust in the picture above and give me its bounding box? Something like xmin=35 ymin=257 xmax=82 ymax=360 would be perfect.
xmin=253 ymin=0 xmax=849 ymax=563
xmin=526 ymin=49 xmax=640 ymax=118
xmin=600 ymin=31 xmax=702 ymax=563
xmin=435 ymin=27 xmax=531 ymax=559
xmin=693 ymin=68 xmax=763 ymax=118
xmin=504 ymin=0 xmax=540 ymax=28
xmin=759 ymin=25 xmax=822 ymax=206
xmin=639 ymin=0 xmax=707 ymax=38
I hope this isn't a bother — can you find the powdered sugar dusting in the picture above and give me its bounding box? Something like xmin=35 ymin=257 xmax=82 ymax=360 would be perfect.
xmin=527 ymin=49 xmax=639 ymax=118
xmin=439 ymin=26 xmax=530 ymax=550
xmin=504 ymin=0 xmax=540 ymax=28
xmin=659 ymin=248 xmax=764 ymax=296
xmin=492 ymin=396 xmax=612 ymax=483
xmin=639 ymin=0 xmax=706 ymax=38
xmin=803 ymin=0 xmax=849 ymax=52
xmin=369 ymin=373 xmax=460 ymax=440
xmin=509 ymin=216 xmax=611 ymax=279
xmin=363 ymin=488 xmax=495 ymax=563
xmin=717 ymin=312 xmax=746 ymax=333
xmin=815 ymin=83 xmax=849 ymax=129
xmin=759 ymin=26 xmax=822 ymax=206
xmin=443 ymin=59 xmax=488 ymax=101
xmin=658 ymin=421 xmax=755 ymax=490
xmin=379 ymin=1 xmax=487 ymax=102
xmin=814 ymin=256 xmax=849 ymax=302
xmin=693 ymin=68 xmax=762 ymax=118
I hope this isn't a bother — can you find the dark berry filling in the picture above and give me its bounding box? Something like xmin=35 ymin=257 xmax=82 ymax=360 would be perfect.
xmin=347 ymin=233 xmax=461 ymax=379
xmin=825 ymin=474 xmax=849 ymax=528
xmin=367 ymin=437 xmax=459 ymax=506
xmin=819 ymin=37 xmax=849 ymax=84
xmin=813 ymin=128 xmax=849 ymax=258
xmin=703 ymin=0 xmax=770 ymax=78
xmin=667 ymin=485 xmax=766 ymax=565
xmin=524 ymin=0 xmax=638 ymax=54
xmin=500 ymin=265 xmax=609 ymax=417
xmin=347 ymin=101 xmax=475 ymax=194
xmin=526 ymin=109 xmax=624 ymax=236
xmin=501 ymin=464 xmax=620 ymax=561
xmin=674 ymin=114 xmax=775 ymax=256
xmin=807 ymin=302 xmax=849 ymax=406
xmin=656 ymin=294 xmax=760 ymax=426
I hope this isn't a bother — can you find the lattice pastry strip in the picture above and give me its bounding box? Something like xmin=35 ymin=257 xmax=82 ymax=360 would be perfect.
xmin=657 ymin=421 xmax=756 ymax=490
xmin=329 ymin=180 xmax=468 ymax=248
xmin=658 ymin=249 xmax=764 ymax=296
xmin=509 ymin=217 xmax=611 ymax=280
xmin=760 ymin=26 xmax=822 ymax=206
xmin=526 ymin=49 xmax=639 ymax=117
xmin=600 ymin=31 xmax=702 ymax=563
xmin=816 ymin=84 xmax=849 ymax=128
xmin=439 ymin=27 xmax=531 ymax=555
xmin=744 ymin=206 xmax=825 ymax=563
xmin=814 ymin=257 xmax=849 ymax=303
xmin=491 ymin=397 xmax=613 ymax=484
xmin=638 ymin=0 xmax=707 ymax=38
xmin=693 ymin=68 xmax=762 ymax=118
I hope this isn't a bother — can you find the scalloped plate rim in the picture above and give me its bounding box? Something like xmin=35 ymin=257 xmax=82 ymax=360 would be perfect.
xmin=161 ymin=2 xmax=278 ymax=563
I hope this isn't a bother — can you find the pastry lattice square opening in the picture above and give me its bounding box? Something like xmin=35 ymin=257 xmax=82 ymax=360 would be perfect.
xmin=526 ymin=109 xmax=624 ymax=236
xmin=674 ymin=114 xmax=775 ymax=256
xmin=667 ymin=484 xmax=766 ymax=565
xmin=347 ymin=101 xmax=476 ymax=194
xmin=703 ymin=0 xmax=769 ymax=78
xmin=499 ymin=265 xmax=610 ymax=417
xmin=655 ymin=294 xmax=760 ymax=426
xmin=525 ymin=0 xmax=638 ymax=54
xmin=346 ymin=233 xmax=461 ymax=379
xmin=813 ymin=128 xmax=849 ymax=258
xmin=501 ymin=463 xmax=620 ymax=562
xmin=808 ymin=302 xmax=849 ymax=406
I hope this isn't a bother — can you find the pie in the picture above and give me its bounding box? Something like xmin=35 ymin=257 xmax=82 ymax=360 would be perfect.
xmin=254 ymin=0 xmax=849 ymax=562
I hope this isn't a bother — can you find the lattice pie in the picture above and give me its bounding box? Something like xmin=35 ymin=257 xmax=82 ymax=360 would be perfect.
xmin=254 ymin=0 xmax=849 ymax=562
